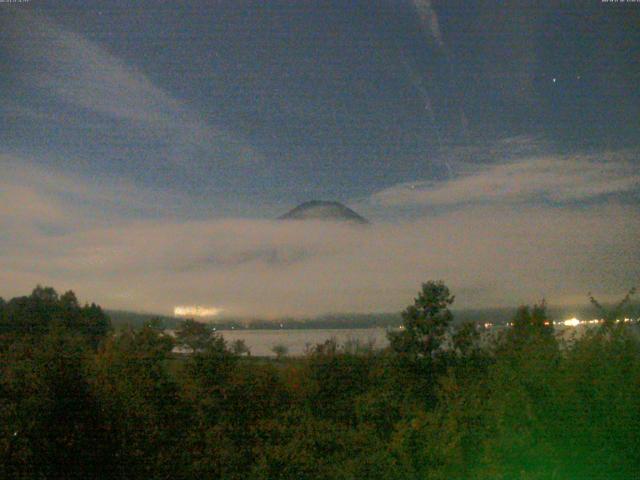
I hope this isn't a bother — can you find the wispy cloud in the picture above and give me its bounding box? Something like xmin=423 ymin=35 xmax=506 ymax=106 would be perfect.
xmin=371 ymin=150 xmax=640 ymax=207
xmin=5 ymin=8 xmax=258 ymax=167
xmin=0 ymin=154 xmax=197 ymax=236
xmin=8 ymin=11 xmax=178 ymax=125
xmin=412 ymin=0 xmax=445 ymax=49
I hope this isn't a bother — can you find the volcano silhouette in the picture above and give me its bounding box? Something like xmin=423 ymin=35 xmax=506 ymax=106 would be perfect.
xmin=278 ymin=200 xmax=369 ymax=224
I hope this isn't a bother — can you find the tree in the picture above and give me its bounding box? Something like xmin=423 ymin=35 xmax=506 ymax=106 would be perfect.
xmin=231 ymin=339 xmax=250 ymax=356
xmin=452 ymin=321 xmax=481 ymax=357
xmin=143 ymin=316 xmax=166 ymax=332
xmin=180 ymin=334 xmax=287 ymax=480
xmin=175 ymin=319 xmax=213 ymax=353
xmin=91 ymin=324 xmax=187 ymax=479
xmin=80 ymin=302 xmax=111 ymax=349
xmin=0 ymin=330 xmax=109 ymax=479
xmin=388 ymin=280 xmax=455 ymax=359
xmin=303 ymin=339 xmax=373 ymax=425
xmin=31 ymin=285 xmax=59 ymax=303
xmin=589 ymin=286 xmax=637 ymax=331
xmin=510 ymin=300 xmax=553 ymax=341
xmin=59 ymin=290 xmax=79 ymax=309
xmin=0 ymin=287 xmax=111 ymax=348
xmin=271 ymin=344 xmax=289 ymax=360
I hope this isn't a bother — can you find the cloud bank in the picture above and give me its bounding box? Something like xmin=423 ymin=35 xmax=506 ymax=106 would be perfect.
xmin=2 ymin=152 xmax=638 ymax=318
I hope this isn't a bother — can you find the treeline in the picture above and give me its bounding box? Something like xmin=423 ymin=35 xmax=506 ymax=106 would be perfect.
xmin=0 ymin=285 xmax=110 ymax=348
xmin=216 ymin=313 xmax=404 ymax=331
xmin=105 ymin=311 xmax=404 ymax=331
xmin=109 ymin=305 xmax=640 ymax=332
xmin=1 ymin=283 xmax=639 ymax=479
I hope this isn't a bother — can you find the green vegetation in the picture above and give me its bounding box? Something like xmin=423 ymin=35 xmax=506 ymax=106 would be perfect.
xmin=271 ymin=343 xmax=289 ymax=360
xmin=1 ymin=283 xmax=639 ymax=479
xmin=0 ymin=285 xmax=110 ymax=348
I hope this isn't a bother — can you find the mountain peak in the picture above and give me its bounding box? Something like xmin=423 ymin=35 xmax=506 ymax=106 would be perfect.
xmin=278 ymin=200 xmax=369 ymax=224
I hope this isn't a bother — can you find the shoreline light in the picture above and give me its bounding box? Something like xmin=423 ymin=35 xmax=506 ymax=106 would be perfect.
xmin=563 ymin=317 xmax=580 ymax=327
xmin=174 ymin=305 xmax=222 ymax=318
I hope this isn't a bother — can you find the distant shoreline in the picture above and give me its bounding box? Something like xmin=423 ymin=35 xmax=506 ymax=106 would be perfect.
xmin=107 ymin=303 xmax=640 ymax=330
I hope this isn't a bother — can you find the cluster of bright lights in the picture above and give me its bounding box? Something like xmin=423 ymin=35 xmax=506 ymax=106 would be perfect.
xmin=563 ymin=317 xmax=581 ymax=327
xmin=495 ymin=317 xmax=637 ymax=329
xmin=560 ymin=317 xmax=635 ymax=327
xmin=174 ymin=305 xmax=222 ymax=318
xmin=560 ymin=317 xmax=606 ymax=327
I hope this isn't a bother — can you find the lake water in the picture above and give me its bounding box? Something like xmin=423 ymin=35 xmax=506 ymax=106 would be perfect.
xmin=175 ymin=323 xmax=637 ymax=357
xmin=215 ymin=325 xmax=581 ymax=357
xmin=216 ymin=328 xmax=390 ymax=357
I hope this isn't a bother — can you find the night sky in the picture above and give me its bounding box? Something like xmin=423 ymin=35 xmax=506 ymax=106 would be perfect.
xmin=2 ymin=1 xmax=639 ymax=317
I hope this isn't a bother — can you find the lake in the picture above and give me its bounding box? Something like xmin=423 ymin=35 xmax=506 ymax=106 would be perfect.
xmin=216 ymin=328 xmax=390 ymax=357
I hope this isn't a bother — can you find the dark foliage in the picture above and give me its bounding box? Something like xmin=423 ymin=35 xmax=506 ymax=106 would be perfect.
xmin=1 ymin=284 xmax=639 ymax=479
xmin=0 ymin=285 xmax=111 ymax=349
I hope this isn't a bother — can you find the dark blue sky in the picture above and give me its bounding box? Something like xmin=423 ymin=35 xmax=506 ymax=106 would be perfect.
xmin=1 ymin=1 xmax=639 ymax=314
xmin=4 ymin=0 xmax=638 ymax=216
